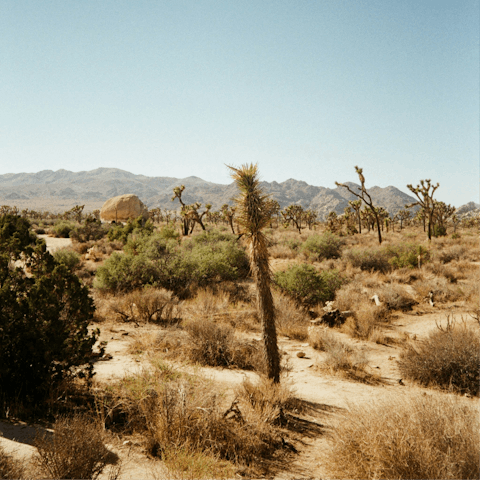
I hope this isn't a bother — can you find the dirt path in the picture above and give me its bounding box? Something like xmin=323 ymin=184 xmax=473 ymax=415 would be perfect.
xmin=2 ymin=305 xmax=478 ymax=479
xmin=38 ymin=234 xmax=72 ymax=253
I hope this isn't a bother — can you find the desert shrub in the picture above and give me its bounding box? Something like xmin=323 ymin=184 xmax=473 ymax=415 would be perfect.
xmin=337 ymin=299 xmax=389 ymax=340
xmin=95 ymin=229 xmax=248 ymax=295
xmin=435 ymin=244 xmax=467 ymax=264
xmin=70 ymin=216 xmax=108 ymax=243
xmin=344 ymin=248 xmax=391 ymax=272
xmin=0 ymin=215 xmax=100 ymax=410
xmin=98 ymin=362 xmax=286 ymax=470
xmin=274 ymin=292 xmax=310 ymax=340
xmin=310 ymin=328 xmax=368 ymax=371
xmin=108 ymin=288 xmax=181 ymax=325
xmin=325 ymin=393 xmax=480 ymax=480
xmin=413 ymin=275 xmax=464 ymax=303
xmin=346 ymin=243 xmax=429 ymax=272
xmin=107 ymin=215 xmax=154 ymax=243
xmin=52 ymin=247 xmax=81 ymax=271
xmin=300 ymin=232 xmax=344 ymax=260
xmin=94 ymin=251 xmax=161 ymax=292
xmin=398 ymin=318 xmax=480 ymax=396
xmin=377 ymin=283 xmax=416 ymax=310
xmin=52 ymin=219 xmax=77 ymax=238
xmin=385 ymin=243 xmax=429 ymax=269
xmin=433 ymin=224 xmax=447 ymax=237
xmin=35 ymin=415 xmax=111 ymax=480
xmin=334 ymin=280 xmax=365 ymax=312
xmin=183 ymin=318 xmax=263 ymax=371
xmin=34 ymin=226 xmax=45 ymax=234
xmin=0 ymin=445 xmax=25 ymax=479
xmin=274 ymin=264 xmax=343 ymax=307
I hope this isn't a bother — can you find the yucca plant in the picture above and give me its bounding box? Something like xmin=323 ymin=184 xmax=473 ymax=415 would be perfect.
xmin=229 ymin=164 xmax=281 ymax=383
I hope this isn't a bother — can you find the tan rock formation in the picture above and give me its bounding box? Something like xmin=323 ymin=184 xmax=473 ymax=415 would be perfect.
xmin=100 ymin=194 xmax=148 ymax=223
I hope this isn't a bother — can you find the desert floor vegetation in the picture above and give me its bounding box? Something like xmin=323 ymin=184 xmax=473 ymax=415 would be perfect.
xmin=1 ymin=212 xmax=479 ymax=479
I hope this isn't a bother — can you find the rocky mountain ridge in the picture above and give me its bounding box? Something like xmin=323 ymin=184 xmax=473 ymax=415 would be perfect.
xmin=0 ymin=167 xmax=466 ymax=220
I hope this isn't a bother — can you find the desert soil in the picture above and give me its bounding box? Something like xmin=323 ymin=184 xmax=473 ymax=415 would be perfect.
xmin=1 ymin=236 xmax=478 ymax=479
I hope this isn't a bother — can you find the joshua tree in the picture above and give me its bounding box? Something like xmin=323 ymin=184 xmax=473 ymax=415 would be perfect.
xmin=432 ymin=201 xmax=455 ymax=236
xmin=336 ymin=166 xmax=383 ymax=244
xmin=349 ymin=199 xmax=362 ymax=233
xmin=397 ymin=208 xmax=411 ymax=230
xmin=281 ymin=204 xmax=305 ymax=233
xmin=172 ymin=185 xmax=211 ymax=235
xmin=221 ymin=204 xmax=236 ymax=234
xmin=229 ymin=163 xmax=280 ymax=383
xmin=407 ymin=179 xmax=439 ymax=241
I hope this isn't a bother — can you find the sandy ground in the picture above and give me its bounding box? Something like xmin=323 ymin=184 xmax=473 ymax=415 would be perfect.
xmin=37 ymin=234 xmax=72 ymax=253
xmin=1 ymin=235 xmax=478 ymax=479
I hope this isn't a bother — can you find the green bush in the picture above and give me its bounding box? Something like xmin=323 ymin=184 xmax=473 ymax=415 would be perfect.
xmin=53 ymin=248 xmax=81 ymax=271
xmin=398 ymin=321 xmax=480 ymax=396
xmin=107 ymin=216 xmax=154 ymax=244
xmin=301 ymin=232 xmax=344 ymax=260
xmin=0 ymin=215 xmax=100 ymax=410
xmin=346 ymin=243 xmax=428 ymax=272
xmin=95 ymin=229 xmax=248 ymax=294
xmin=274 ymin=264 xmax=342 ymax=307
xmin=344 ymin=248 xmax=391 ymax=272
xmin=70 ymin=216 xmax=108 ymax=243
xmin=385 ymin=243 xmax=429 ymax=269
xmin=52 ymin=220 xmax=77 ymax=238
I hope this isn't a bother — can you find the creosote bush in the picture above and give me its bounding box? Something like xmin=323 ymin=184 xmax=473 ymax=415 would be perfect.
xmin=398 ymin=317 xmax=480 ymax=396
xmin=300 ymin=231 xmax=344 ymax=260
xmin=325 ymin=392 xmax=480 ymax=479
xmin=274 ymin=264 xmax=342 ymax=307
xmin=95 ymin=228 xmax=248 ymax=296
xmin=52 ymin=219 xmax=77 ymax=238
xmin=52 ymin=247 xmax=81 ymax=271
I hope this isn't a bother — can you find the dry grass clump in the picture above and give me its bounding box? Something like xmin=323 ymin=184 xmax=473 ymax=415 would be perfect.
xmin=342 ymin=303 xmax=389 ymax=340
xmin=325 ymin=392 xmax=480 ymax=479
xmin=269 ymin=243 xmax=298 ymax=259
xmin=398 ymin=317 xmax=480 ymax=396
xmin=234 ymin=376 xmax=296 ymax=427
xmin=376 ymin=283 xmax=417 ymax=311
xmin=274 ymin=292 xmax=310 ymax=341
xmin=309 ymin=327 xmax=372 ymax=381
xmin=97 ymin=362 xmax=291 ymax=474
xmin=0 ymin=445 xmax=25 ymax=480
xmin=413 ymin=275 xmax=465 ymax=303
xmin=106 ymin=288 xmax=182 ymax=326
xmin=183 ymin=318 xmax=264 ymax=371
xmin=34 ymin=414 xmax=113 ymax=480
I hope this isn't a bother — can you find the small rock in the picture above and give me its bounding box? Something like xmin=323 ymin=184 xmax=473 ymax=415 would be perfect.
xmin=123 ymin=440 xmax=132 ymax=446
xmin=297 ymin=352 xmax=306 ymax=358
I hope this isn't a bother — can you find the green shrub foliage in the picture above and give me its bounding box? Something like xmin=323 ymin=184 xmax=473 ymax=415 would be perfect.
xmin=106 ymin=215 xmax=154 ymax=243
xmin=52 ymin=220 xmax=77 ymax=238
xmin=70 ymin=215 xmax=108 ymax=243
xmin=274 ymin=264 xmax=342 ymax=307
xmin=0 ymin=214 xmax=100 ymax=407
xmin=346 ymin=243 xmax=429 ymax=272
xmin=52 ymin=248 xmax=81 ymax=271
xmin=95 ymin=228 xmax=249 ymax=294
xmin=301 ymin=232 xmax=344 ymax=260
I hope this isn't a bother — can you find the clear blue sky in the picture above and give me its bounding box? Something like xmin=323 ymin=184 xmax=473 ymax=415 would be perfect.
xmin=1 ymin=0 xmax=478 ymax=206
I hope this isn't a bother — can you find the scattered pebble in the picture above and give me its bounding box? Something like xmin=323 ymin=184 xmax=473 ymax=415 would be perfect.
xmin=297 ymin=352 xmax=306 ymax=358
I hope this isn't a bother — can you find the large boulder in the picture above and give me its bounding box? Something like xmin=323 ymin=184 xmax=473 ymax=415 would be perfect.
xmin=100 ymin=194 xmax=148 ymax=223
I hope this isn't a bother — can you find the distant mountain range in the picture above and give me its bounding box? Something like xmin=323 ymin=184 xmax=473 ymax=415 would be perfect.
xmin=0 ymin=167 xmax=467 ymax=220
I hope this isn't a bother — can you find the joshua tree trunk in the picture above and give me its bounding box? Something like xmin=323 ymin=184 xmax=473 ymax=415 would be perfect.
xmin=229 ymin=163 xmax=281 ymax=383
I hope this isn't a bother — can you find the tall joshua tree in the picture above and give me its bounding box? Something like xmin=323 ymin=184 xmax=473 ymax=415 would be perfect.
xmin=407 ymin=179 xmax=439 ymax=241
xmin=336 ymin=166 xmax=383 ymax=244
xmin=229 ymin=164 xmax=281 ymax=383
